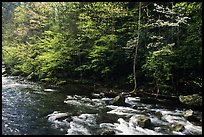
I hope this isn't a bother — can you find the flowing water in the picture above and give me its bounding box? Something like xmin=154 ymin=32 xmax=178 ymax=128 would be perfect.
xmin=2 ymin=66 xmax=202 ymax=135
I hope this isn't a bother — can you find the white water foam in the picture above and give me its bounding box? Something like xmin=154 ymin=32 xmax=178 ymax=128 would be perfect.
xmin=100 ymin=118 xmax=163 ymax=135
xmin=66 ymin=114 xmax=97 ymax=135
xmin=106 ymin=105 xmax=140 ymax=116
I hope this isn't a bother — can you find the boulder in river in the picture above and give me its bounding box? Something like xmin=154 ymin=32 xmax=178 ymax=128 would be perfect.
xmin=132 ymin=116 xmax=151 ymax=128
xmin=47 ymin=112 xmax=72 ymax=122
xmin=182 ymin=109 xmax=200 ymax=123
xmin=112 ymin=92 xmax=129 ymax=106
xmin=179 ymin=94 xmax=202 ymax=107
xmin=183 ymin=109 xmax=193 ymax=118
xmin=98 ymin=128 xmax=115 ymax=135
xmin=155 ymin=111 xmax=162 ymax=119
xmin=170 ymin=123 xmax=185 ymax=132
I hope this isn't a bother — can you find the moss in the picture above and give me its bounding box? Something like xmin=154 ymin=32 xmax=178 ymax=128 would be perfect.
xmin=155 ymin=111 xmax=162 ymax=119
xmin=137 ymin=116 xmax=151 ymax=128
xmin=98 ymin=128 xmax=115 ymax=135
xmin=112 ymin=94 xmax=126 ymax=106
xmin=170 ymin=124 xmax=185 ymax=132
xmin=179 ymin=94 xmax=202 ymax=107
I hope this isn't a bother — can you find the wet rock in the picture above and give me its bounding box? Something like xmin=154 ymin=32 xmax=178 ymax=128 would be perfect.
xmin=179 ymin=94 xmax=202 ymax=107
xmin=112 ymin=93 xmax=126 ymax=106
xmin=48 ymin=112 xmax=71 ymax=122
xmin=155 ymin=111 xmax=162 ymax=119
xmin=132 ymin=116 xmax=151 ymax=128
xmin=183 ymin=109 xmax=200 ymax=123
xmin=170 ymin=123 xmax=185 ymax=132
xmin=98 ymin=128 xmax=115 ymax=135
xmin=137 ymin=117 xmax=151 ymax=128
xmin=47 ymin=112 xmax=73 ymax=131
xmin=183 ymin=109 xmax=193 ymax=118
xmin=132 ymin=105 xmax=138 ymax=109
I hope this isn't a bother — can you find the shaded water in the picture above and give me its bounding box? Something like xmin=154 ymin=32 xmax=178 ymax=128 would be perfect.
xmin=2 ymin=67 xmax=202 ymax=135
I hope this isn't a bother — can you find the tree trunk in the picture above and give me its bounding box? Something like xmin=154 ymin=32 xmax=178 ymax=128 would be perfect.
xmin=132 ymin=2 xmax=141 ymax=93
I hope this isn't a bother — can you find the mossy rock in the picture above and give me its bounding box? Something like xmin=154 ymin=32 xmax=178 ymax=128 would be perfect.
xmin=170 ymin=124 xmax=185 ymax=132
xmin=179 ymin=94 xmax=202 ymax=107
xmin=98 ymin=128 xmax=115 ymax=135
xmin=182 ymin=109 xmax=200 ymax=123
xmin=155 ymin=111 xmax=162 ymax=119
xmin=112 ymin=94 xmax=126 ymax=106
xmin=137 ymin=116 xmax=151 ymax=128
xmin=183 ymin=109 xmax=193 ymax=118
xmin=133 ymin=116 xmax=151 ymax=128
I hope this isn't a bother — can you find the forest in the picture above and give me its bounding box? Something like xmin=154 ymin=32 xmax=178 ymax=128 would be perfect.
xmin=2 ymin=2 xmax=202 ymax=97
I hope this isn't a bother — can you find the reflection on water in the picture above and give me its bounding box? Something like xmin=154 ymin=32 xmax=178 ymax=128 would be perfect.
xmin=2 ymin=75 xmax=74 ymax=135
xmin=2 ymin=70 xmax=202 ymax=135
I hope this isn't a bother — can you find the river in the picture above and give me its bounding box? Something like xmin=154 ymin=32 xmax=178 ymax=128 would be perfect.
xmin=2 ymin=66 xmax=202 ymax=135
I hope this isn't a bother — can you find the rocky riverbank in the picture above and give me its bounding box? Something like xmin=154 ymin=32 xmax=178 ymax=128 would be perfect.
xmin=47 ymin=93 xmax=202 ymax=135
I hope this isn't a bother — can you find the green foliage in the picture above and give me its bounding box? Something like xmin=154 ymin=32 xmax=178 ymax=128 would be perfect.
xmin=142 ymin=46 xmax=174 ymax=91
xmin=76 ymin=35 xmax=118 ymax=79
xmin=2 ymin=2 xmax=202 ymax=96
xmin=2 ymin=46 xmax=19 ymax=69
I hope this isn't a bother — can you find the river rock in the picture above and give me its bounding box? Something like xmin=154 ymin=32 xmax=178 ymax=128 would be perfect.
xmin=132 ymin=116 xmax=151 ymax=128
xmin=98 ymin=128 xmax=115 ymax=135
xmin=183 ymin=109 xmax=193 ymax=118
xmin=48 ymin=112 xmax=71 ymax=122
xmin=155 ymin=111 xmax=162 ymax=119
xmin=137 ymin=116 xmax=151 ymax=128
xmin=112 ymin=93 xmax=126 ymax=106
xmin=179 ymin=94 xmax=202 ymax=107
xmin=170 ymin=123 xmax=185 ymax=132
xmin=132 ymin=105 xmax=138 ymax=109
xmin=182 ymin=109 xmax=200 ymax=123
